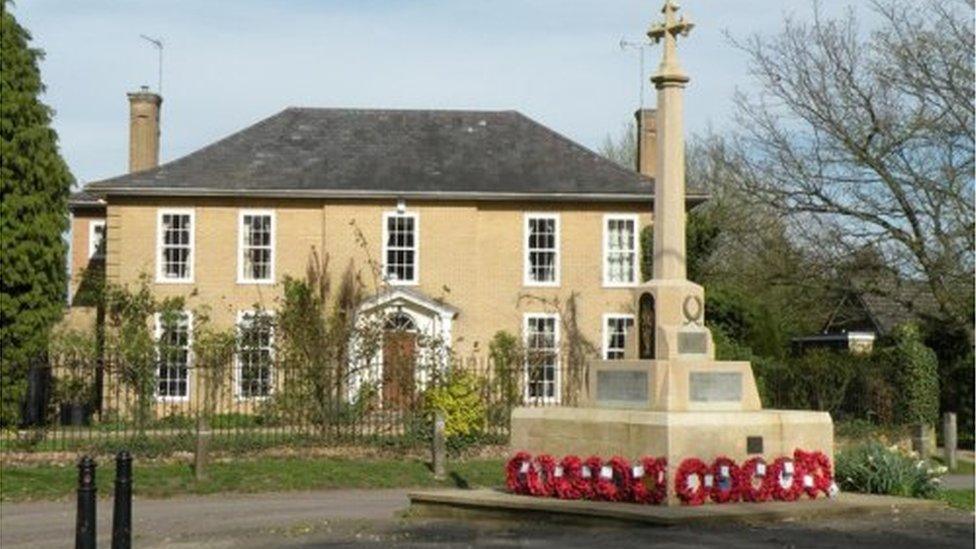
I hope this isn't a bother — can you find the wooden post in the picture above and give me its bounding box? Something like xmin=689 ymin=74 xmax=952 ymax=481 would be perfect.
xmin=943 ymin=412 xmax=958 ymax=471
xmin=432 ymin=411 xmax=446 ymax=480
xmin=195 ymin=415 xmax=211 ymax=481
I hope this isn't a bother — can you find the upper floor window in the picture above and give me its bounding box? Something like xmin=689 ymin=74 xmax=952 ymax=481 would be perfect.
xmin=156 ymin=209 xmax=194 ymax=283
xmin=603 ymin=314 xmax=635 ymax=360
xmin=383 ymin=211 xmax=418 ymax=285
xmin=524 ymin=213 xmax=560 ymax=286
xmin=88 ymin=219 xmax=106 ymax=259
xmin=238 ymin=210 xmax=275 ymax=283
xmin=603 ymin=214 xmax=638 ymax=286
xmin=155 ymin=311 xmax=192 ymax=400
xmin=236 ymin=311 xmax=274 ymax=399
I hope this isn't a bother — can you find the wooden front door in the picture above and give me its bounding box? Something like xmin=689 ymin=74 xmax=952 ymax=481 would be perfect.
xmin=382 ymin=331 xmax=417 ymax=409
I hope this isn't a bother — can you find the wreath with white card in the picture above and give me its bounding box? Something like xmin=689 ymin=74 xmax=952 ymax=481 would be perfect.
xmin=675 ymin=458 xmax=710 ymax=505
xmin=709 ymin=456 xmax=740 ymax=504
xmin=631 ymin=456 xmax=668 ymax=504
xmin=736 ymin=456 xmax=773 ymax=502
xmin=770 ymin=456 xmax=805 ymax=501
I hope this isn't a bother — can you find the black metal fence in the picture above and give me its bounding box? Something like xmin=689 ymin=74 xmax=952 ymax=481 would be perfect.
xmin=4 ymin=355 xmax=583 ymax=455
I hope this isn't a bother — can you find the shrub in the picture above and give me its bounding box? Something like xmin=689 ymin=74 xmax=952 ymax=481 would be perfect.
xmin=423 ymin=369 xmax=486 ymax=439
xmin=835 ymin=442 xmax=945 ymax=498
xmin=488 ymin=331 xmax=522 ymax=409
xmin=878 ymin=324 xmax=940 ymax=426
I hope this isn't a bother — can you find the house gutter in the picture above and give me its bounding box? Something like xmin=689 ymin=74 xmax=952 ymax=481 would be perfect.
xmin=85 ymin=187 xmax=711 ymax=205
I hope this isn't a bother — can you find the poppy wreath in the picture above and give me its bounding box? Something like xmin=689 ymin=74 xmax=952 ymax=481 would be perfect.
xmin=505 ymin=452 xmax=535 ymax=495
xmin=583 ymin=456 xmax=606 ymax=500
xmin=593 ymin=456 xmax=633 ymax=502
xmin=709 ymin=456 xmax=740 ymax=504
xmin=528 ymin=454 xmax=558 ymax=497
xmin=631 ymin=456 xmax=668 ymax=504
xmin=552 ymin=455 xmax=588 ymax=500
xmin=675 ymin=458 xmax=710 ymax=506
xmin=736 ymin=456 xmax=773 ymax=503
xmin=769 ymin=456 xmax=805 ymax=502
xmin=793 ymin=449 xmax=833 ymax=499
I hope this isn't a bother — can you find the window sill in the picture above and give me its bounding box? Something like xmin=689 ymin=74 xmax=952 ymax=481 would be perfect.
xmin=523 ymin=281 xmax=561 ymax=288
xmin=386 ymin=280 xmax=420 ymax=287
xmin=602 ymin=282 xmax=639 ymax=289
xmin=155 ymin=396 xmax=190 ymax=403
xmin=154 ymin=277 xmax=195 ymax=285
xmin=236 ymin=279 xmax=276 ymax=286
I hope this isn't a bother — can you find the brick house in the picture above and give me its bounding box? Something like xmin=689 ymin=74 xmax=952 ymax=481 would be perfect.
xmin=67 ymin=91 xmax=704 ymax=404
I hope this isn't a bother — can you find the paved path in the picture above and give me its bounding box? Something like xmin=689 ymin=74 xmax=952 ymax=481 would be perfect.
xmin=944 ymin=474 xmax=975 ymax=490
xmin=1 ymin=488 xmax=972 ymax=548
xmin=0 ymin=489 xmax=407 ymax=548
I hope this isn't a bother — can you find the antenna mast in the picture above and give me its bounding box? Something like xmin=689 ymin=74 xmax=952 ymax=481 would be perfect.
xmin=139 ymin=34 xmax=164 ymax=95
xmin=619 ymin=37 xmax=650 ymax=110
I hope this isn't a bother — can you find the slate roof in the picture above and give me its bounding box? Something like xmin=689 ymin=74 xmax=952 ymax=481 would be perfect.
xmin=84 ymin=108 xmax=703 ymax=202
xmin=820 ymin=283 xmax=943 ymax=336
xmin=857 ymin=286 xmax=942 ymax=335
xmin=68 ymin=189 xmax=105 ymax=209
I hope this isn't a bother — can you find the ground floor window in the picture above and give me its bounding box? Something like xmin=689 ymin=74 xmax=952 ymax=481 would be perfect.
xmin=237 ymin=311 xmax=274 ymax=398
xmin=603 ymin=314 xmax=635 ymax=360
xmin=524 ymin=313 xmax=559 ymax=402
xmin=155 ymin=311 xmax=191 ymax=399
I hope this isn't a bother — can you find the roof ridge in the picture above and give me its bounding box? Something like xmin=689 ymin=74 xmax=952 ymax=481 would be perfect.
xmin=283 ymin=106 xmax=518 ymax=115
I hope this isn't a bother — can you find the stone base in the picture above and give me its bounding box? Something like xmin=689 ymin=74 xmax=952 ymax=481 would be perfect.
xmin=408 ymin=489 xmax=942 ymax=526
xmin=510 ymin=407 xmax=833 ymax=504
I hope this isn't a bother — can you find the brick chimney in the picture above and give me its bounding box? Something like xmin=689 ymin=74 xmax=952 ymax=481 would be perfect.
xmin=127 ymin=86 xmax=162 ymax=173
xmin=634 ymin=108 xmax=657 ymax=179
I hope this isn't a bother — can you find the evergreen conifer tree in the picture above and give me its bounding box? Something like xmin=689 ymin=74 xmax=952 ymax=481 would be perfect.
xmin=1 ymin=1 xmax=73 ymax=425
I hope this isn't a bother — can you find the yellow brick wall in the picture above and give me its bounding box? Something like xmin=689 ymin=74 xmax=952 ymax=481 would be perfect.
xmin=69 ymin=211 xmax=105 ymax=298
xmin=105 ymin=197 xmax=651 ymax=356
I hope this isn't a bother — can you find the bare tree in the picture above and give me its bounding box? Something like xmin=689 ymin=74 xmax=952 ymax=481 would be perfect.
xmin=599 ymin=121 xmax=637 ymax=171
xmin=723 ymin=0 xmax=974 ymax=334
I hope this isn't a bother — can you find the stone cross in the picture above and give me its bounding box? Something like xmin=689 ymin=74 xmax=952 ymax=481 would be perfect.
xmin=647 ymin=0 xmax=694 ymax=80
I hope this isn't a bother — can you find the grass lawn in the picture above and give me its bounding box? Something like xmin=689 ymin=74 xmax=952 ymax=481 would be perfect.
xmin=938 ymin=489 xmax=975 ymax=511
xmin=0 ymin=457 xmax=505 ymax=502
xmin=949 ymin=459 xmax=974 ymax=476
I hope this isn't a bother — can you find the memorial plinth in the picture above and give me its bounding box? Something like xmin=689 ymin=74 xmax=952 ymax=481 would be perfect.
xmin=509 ymin=0 xmax=833 ymax=506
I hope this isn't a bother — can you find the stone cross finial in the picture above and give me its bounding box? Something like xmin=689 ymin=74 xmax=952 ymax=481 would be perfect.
xmin=648 ymin=0 xmax=694 ymax=82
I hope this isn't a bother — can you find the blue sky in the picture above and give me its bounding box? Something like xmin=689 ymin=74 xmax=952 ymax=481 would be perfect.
xmin=15 ymin=1 xmax=871 ymax=186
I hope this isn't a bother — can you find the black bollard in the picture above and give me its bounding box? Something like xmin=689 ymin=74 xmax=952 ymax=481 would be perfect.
xmin=112 ymin=450 xmax=133 ymax=549
xmin=75 ymin=455 xmax=97 ymax=549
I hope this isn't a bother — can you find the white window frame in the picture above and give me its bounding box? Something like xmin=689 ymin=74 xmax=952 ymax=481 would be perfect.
xmin=602 ymin=214 xmax=639 ymax=287
xmin=155 ymin=208 xmax=195 ymax=284
xmin=88 ymin=219 xmax=106 ymax=259
xmin=523 ymin=213 xmax=560 ymax=287
xmin=381 ymin=210 xmax=420 ymax=286
xmin=153 ymin=311 xmax=194 ymax=402
xmin=602 ymin=313 xmax=635 ymax=360
xmin=237 ymin=209 xmax=276 ymax=284
xmin=235 ymin=310 xmax=275 ymax=400
xmin=523 ymin=313 xmax=560 ymax=404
